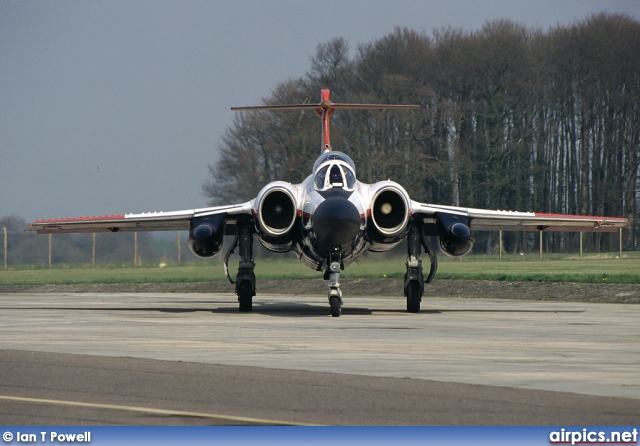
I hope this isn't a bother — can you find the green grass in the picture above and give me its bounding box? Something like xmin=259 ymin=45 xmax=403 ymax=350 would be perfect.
xmin=1 ymin=252 xmax=639 ymax=286
xmin=434 ymin=255 xmax=640 ymax=283
xmin=346 ymin=252 xmax=640 ymax=283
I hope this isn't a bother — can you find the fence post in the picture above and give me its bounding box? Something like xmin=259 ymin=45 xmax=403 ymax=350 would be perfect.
xmin=134 ymin=232 xmax=138 ymax=267
xmin=499 ymin=230 xmax=503 ymax=260
xmin=539 ymin=231 xmax=543 ymax=260
xmin=92 ymin=233 xmax=96 ymax=268
xmin=619 ymin=228 xmax=623 ymax=258
xmin=3 ymin=227 xmax=7 ymax=270
xmin=579 ymin=232 xmax=583 ymax=258
xmin=176 ymin=231 xmax=181 ymax=265
xmin=48 ymin=234 xmax=52 ymax=268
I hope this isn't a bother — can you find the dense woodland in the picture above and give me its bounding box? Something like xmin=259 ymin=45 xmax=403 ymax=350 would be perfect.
xmin=3 ymin=15 xmax=639 ymax=265
xmin=204 ymin=14 xmax=640 ymax=254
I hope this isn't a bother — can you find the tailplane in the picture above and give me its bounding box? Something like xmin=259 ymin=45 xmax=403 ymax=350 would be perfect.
xmin=231 ymin=89 xmax=419 ymax=153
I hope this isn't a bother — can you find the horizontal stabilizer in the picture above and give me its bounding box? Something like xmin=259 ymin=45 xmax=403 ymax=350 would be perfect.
xmin=232 ymin=89 xmax=419 ymax=153
xmin=231 ymin=103 xmax=420 ymax=111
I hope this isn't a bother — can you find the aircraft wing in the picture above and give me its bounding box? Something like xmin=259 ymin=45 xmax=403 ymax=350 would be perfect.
xmin=24 ymin=201 xmax=254 ymax=234
xmin=412 ymin=202 xmax=629 ymax=232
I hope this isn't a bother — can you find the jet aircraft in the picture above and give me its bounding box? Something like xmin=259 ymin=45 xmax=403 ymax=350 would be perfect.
xmin=26 ymin=90 xmax=629 ymax=316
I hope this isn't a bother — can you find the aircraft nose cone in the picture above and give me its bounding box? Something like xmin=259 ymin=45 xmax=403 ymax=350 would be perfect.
xmin=313 ymin=197 xmax=361 ymax=247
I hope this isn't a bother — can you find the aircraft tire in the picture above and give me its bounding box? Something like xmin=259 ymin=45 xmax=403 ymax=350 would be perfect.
xmin=329 ymin=296 xmax=341 ymax=317
xmin=406 ymin=281 xmax=421 ymax=313
xmin=238 ymin=282 xmax=253 ymax=312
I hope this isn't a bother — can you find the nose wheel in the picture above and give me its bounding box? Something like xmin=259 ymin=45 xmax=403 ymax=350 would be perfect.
xmin=327 ymin=261 xmax=343 ymax=317
xmin=329 ymin=295 xmax=342 ymax=317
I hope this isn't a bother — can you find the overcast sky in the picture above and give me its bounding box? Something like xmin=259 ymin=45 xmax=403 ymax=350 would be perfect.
xmin=2 ymin=0 xmax=639 ymax=222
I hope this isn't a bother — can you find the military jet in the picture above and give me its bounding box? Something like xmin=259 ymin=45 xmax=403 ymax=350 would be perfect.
xmin=26 ymin=90 xmax=629 ymax=316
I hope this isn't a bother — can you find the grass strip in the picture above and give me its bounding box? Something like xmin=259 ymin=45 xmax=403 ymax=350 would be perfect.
xmin=1 ymin=253 xmax=639 ymax=286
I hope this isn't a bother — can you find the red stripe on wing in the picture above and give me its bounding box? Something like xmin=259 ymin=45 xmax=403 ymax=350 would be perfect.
xmin=33 ymin=214 xmax=126 ymax=223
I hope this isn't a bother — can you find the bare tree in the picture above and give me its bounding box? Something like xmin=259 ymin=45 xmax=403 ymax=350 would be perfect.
xmin=202 ymin=15 xmax=640 ymax=252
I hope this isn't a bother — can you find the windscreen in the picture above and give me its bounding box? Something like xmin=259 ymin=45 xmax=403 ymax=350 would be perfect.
xmin=314 ymin=161 xmax=356 ymax=191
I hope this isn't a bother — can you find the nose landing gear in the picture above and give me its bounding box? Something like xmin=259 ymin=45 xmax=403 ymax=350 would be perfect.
xmin=327 ymin=261 xmax=343 ymax=317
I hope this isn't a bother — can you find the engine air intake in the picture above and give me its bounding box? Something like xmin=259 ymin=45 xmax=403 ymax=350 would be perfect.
xmin=259 ymin=189 xmax=296 ymax=236
xmin=371 ymin=188 xmax=409 ymax=235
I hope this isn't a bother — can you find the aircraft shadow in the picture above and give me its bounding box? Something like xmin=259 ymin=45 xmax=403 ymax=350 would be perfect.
xmin=211 ymin=302 xmax=375 ymax=317
xmin=1 ymin=303 xmax=583 ymax=318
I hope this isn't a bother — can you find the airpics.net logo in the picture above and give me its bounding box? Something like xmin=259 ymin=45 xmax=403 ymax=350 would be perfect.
xmin=549 ymin=428 xmax=638 ymax=445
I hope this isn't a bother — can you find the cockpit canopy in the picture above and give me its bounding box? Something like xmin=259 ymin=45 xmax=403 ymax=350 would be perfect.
xmin=313 ymin=152 xmax=356 ymax=191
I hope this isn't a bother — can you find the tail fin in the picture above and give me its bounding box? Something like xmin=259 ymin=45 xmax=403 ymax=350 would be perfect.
xmin=231 ymin=89 xmax=420 ymax=153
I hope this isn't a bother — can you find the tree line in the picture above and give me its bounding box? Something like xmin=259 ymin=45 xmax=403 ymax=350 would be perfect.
xmin=204 ymin=14 xmax=639 ymax=254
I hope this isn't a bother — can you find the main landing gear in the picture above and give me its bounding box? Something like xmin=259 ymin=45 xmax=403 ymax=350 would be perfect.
xmin=404 ymin=223 xmax=437 ymax=313
xmin=226 ymin=221 xmax=435 ymax=316
xmin=224 ymin=221 xmax=256 ymax=312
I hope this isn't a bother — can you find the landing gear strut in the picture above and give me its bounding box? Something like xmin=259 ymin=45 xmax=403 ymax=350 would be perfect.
xmin=328 ymin=261 xmax=343 ymax=317
xmin=404 ymin=223 xmax=437 ymax=313
xmin=235 ymin=222 xmax=256 ymax=312
xmin=324 ymin=252 xmax=343 ymax=317
xmin=404 ymin=224 xmax=424 ymax=313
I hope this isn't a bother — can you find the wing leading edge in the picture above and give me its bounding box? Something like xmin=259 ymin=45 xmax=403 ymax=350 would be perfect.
xmin=412 ymin=202 xmax=628 ymax=232
xmin=24 ymin=202 xmax=253 ymax=234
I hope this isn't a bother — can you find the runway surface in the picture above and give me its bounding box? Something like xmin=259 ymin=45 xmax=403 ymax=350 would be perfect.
xmin=1 ymin=292 xmax=639 ymax=425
